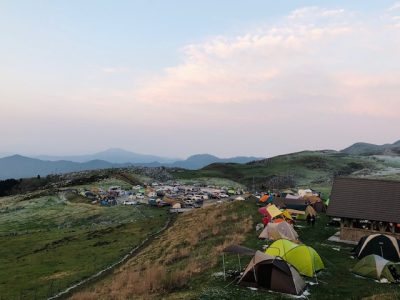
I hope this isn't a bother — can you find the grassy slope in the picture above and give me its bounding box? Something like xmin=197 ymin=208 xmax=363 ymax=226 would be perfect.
xmin=72 ymin=201 xmax=400 ymax=300
xmin=165 ymin=209 xmax=400 ymax=300
xmin=0 ymin=194 xmax=168 ymax=300
xmin=171 ymin=151 xmax=389 ymax=197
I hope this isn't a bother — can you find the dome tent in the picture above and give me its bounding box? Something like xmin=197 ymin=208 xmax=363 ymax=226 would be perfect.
xmin=353 ymin=234 xmax=400 ymax=262
xmin=352 ymin=254 xmax=400 ymax=283
xmin=265 ymin=239 xmax=298 ymax=257
xmin=239 ymin=251 xmax=306 ymax=295
xmin=275 ymin=244 xmax=325 ymax=277
xmin=258 ymin=221 xmax=299 ymax=242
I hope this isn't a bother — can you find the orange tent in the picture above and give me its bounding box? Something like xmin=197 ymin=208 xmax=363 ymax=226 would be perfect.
xmin=260 ymin=195 xmax=269 ymax=203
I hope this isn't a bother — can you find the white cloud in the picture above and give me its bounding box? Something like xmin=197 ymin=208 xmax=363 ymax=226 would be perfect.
xmin=132 ymin=6 xmax=400 ymax=120
xmin=388 ymin=2 xmax=400 ymax=11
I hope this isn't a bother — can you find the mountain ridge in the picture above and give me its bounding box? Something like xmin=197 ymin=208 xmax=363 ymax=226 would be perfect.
xmin=341 ymin=140 xmax=400 ymax=156
xmin=0 ymin=152 xmax=263 ymax=180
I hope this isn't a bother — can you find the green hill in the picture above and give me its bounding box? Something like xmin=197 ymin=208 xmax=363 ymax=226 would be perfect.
xmin=171 ymin=151 xmax=391 ymax=195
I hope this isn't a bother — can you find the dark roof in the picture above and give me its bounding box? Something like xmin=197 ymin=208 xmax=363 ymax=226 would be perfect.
xmin=327 ymin=177 xmax=400 ymax=223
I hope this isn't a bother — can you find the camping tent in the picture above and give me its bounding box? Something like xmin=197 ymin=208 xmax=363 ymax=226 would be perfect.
xmin=239 ymin=251 xmax=306 ymax=295
xmin=282 ymin=210 xmax=293 ymax=221
xmin=267 ymin=204 xmax=283 ymax=218
xmin=265 ymin=239 xmax=298 ymax=257
xmin=284 ymin=195 xmax=307 ymax=210
xmin=351 ymin=254 xmax=400 ymax=283
xmin=260 ymin=195 xmax=269 ymax=203
xmin=235 ymin=196 xmax=245 ymax=201
xmin=353 ymin=234 xmax=400 ymax=262
xmin=283 ymin=245 xmax=325 ymax=277
xmin=259 ymin=221 xmax=299 ymax=241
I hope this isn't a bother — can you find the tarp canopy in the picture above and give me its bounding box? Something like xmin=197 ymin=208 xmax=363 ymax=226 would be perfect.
xmin=267 ymin=204 xmax=283 ymax=218
xmin=239 ymin=251 xmax=306 ymax=295
xmin=223 ymin=244 xmax=256 ymax=256
xmin=352 ymin=254 xmax=400 ymax=283
xmin=259 ymin=221 xmax=299 ymax=242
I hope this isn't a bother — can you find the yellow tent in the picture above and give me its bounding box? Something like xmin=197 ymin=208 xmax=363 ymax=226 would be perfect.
xmin=282 ymin=210 xmax=293 ymax=220
xmin=265 ymin=239 xmax=298 ymax=257
xmin=283 ymin=245 xmax=324 ymax=277
xmin=266 ymin=204 xmax=283 ymax=218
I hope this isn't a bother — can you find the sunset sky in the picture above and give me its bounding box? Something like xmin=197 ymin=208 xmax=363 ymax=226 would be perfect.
xmin=1 ymin=1 xmax=400 ymax=158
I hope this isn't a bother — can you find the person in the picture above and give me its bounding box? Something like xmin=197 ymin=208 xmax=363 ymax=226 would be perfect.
xmin=306 ymin=214 xmax=311 ymax=225
xmin=310 ymin=215 xmax=316 ymax=227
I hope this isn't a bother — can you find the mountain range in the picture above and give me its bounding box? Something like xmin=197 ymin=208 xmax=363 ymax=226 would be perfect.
xmin=0 ymin=150 xmax=262 ymax=180
xmin=341 ymin=140 xmax=400 ymax=156
xmin=2 ymin=139 xmax=399 ymax=180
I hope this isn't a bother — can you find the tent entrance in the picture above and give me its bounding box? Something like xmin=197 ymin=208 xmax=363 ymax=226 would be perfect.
xmin=257 ymin=263 xmax=272 ymax=289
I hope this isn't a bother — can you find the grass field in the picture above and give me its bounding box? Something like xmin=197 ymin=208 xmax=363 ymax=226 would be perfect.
xmin=0 ymin=194 xmax=169 ymax=300
xmin=72 ymin=201 xmax=400 ymax=300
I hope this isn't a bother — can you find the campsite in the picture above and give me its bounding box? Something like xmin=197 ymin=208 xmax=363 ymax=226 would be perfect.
xmin=1 ymin=153 xmax=400 ymax=299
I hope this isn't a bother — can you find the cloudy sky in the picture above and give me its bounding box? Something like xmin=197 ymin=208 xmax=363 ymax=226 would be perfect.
xmin=1 ymin=1 xmax=400 ymax=159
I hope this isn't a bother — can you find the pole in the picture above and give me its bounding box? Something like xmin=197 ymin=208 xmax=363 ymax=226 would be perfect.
xmin=237 ymin=254 xmax=241 ymax=270
xmin=222 ymin=254 xmax=226 ymax=280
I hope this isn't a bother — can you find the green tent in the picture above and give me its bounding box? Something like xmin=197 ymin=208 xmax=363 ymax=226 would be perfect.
xmin=351 ymin=254 xmax=400 ymax=283
xmin=283 ymin=245 xmax=325 ymax=277
xmin=266 ymin=240 xmax=324 ymax=277
xmin=265 ymin=239 xmax=298 ymax=257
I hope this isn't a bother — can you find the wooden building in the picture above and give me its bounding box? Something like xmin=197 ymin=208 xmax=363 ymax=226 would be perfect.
xmin=327 ymin=177 xmax=400 ymax=242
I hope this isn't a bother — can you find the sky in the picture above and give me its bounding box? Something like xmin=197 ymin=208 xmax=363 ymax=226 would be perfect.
xmin=1 ymin=1 xmax=400 ymax=159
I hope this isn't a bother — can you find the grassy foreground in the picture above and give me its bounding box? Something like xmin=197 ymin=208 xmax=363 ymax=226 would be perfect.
xmin=72 ymin=201 xmax=400 ymax=300
xmin=0 ymin=194 xmax=168 ymax=300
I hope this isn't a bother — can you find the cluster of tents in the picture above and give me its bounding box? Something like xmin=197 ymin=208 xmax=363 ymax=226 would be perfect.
xmin=351 ymin=234 xmax=400 ymax=283
xmin=220 ymin=194 xmax=326 ymax=296
xmin=258 ymin=189 xmax=328 ymax=213
xmin=223 ymin=238 xmax=325 ymax=295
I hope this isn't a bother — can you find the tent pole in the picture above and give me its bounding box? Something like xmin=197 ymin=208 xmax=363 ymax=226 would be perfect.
xmin=222 ymin=254 xmax=226 ymax=280
xmin=237 ymin=254 xmax=241 ymax=271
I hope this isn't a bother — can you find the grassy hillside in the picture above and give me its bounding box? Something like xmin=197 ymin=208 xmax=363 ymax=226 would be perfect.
xmin=171 ymin=151 xmax=390 ymax=196
xmin=71 ymin=201 xmax=400 ymax=300
xmin=0 ymin=194 xmax=169 ymax=299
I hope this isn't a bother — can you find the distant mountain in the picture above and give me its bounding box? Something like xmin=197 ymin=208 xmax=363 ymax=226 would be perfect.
xmin=0 ymin=152 xmax=263 ymax=180
xmin=341 ymin=140 xmax=400 ymax=156
xmin=0 ymin=155 xmax=125 ymax=180
xmin=170 ymin=154 xmax=262 ymax=170
xmin=35 ymin=148 xmax=176 ymax=164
